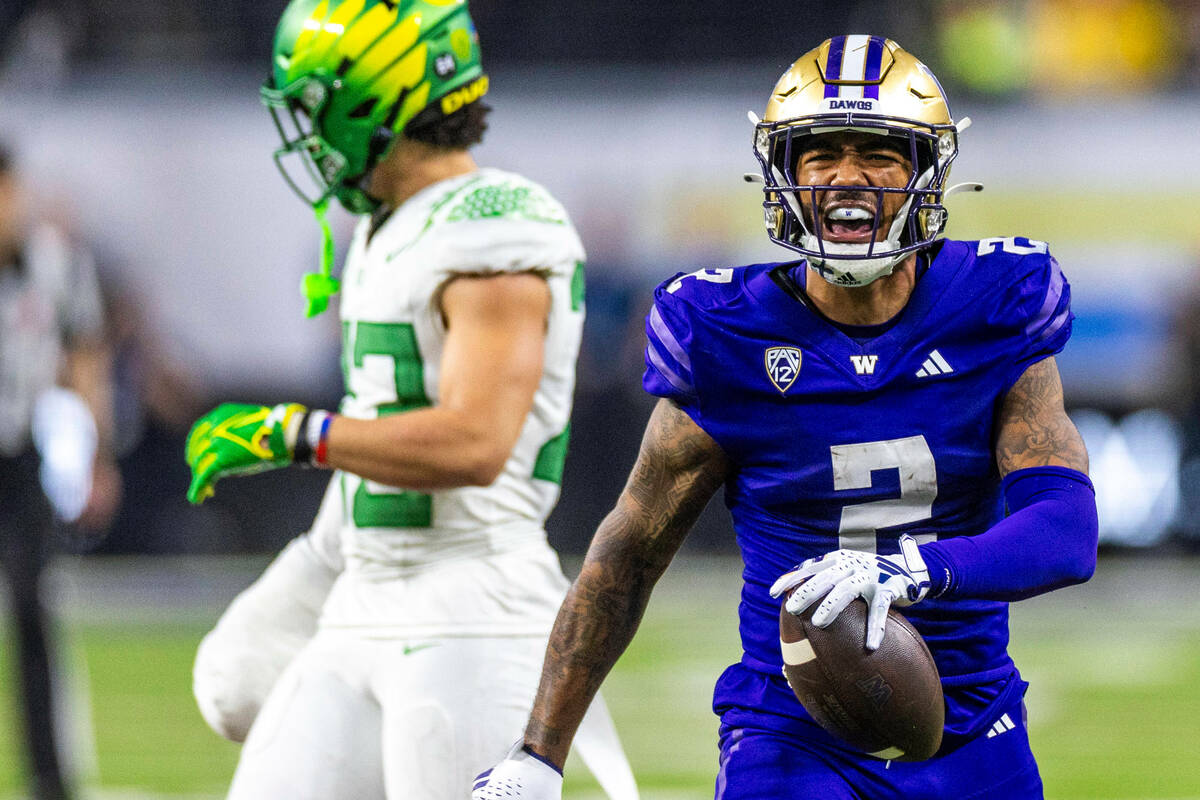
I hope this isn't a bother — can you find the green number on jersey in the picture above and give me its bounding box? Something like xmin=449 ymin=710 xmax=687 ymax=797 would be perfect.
xmin=570 ymin=261 xmax=585 ymax=312
xmin=343 ymin=321 xmax=433 ymax=528
xmin=533 ymin=424 xmax=570 ymax=484
xmin=534 ymin=261 xmax=581 ymax=484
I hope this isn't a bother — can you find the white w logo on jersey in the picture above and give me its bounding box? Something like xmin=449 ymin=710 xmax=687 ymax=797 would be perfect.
xmin=850 ymin=355 xmax=879 ymax=375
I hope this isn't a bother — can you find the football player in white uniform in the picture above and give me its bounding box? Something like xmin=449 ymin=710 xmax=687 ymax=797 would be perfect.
xmin=184 ymin=2 xmax=637 ymax=798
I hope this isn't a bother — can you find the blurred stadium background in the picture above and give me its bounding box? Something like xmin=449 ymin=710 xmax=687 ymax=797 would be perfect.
xmin=1 ymin=0 xmax=1199 ymax=797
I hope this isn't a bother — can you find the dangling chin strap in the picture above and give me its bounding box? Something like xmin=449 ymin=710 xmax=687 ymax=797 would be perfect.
xmin=301 ymin=198 xmax=342 ymax=318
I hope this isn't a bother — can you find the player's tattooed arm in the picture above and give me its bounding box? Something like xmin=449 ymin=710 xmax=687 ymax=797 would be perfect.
xmin=994 ymin=356 xmax=1088 ymax=476
xmin=524 ymin=398 xmax=730 ymax=767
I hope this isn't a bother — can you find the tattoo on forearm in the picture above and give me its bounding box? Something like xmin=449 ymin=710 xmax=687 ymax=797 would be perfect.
xmin=995 ymin=357 xmax=1088 ymax=475
xmin=525 ymin=400 xmax=728 ymax=757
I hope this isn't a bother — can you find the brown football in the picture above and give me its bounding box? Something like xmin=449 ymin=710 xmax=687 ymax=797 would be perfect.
xmin=779 ymin=590 xmax=944 ymax=761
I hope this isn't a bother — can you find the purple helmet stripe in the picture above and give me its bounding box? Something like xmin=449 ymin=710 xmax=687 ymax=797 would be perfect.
xmin=823 ymin=35 xmax=846 ymax=98
xmin=863 ymin=36 xmax=885 ymax=99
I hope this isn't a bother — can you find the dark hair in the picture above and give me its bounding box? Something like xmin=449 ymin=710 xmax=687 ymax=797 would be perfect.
xmin=404 ymin=100 xmax=491 ymax=149
xmin=0 ymin=142 xmax=11 ymax=175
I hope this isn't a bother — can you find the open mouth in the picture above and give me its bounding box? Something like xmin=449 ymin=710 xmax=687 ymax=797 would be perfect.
xmin=821 ymin=203 xmax=879 ymax=244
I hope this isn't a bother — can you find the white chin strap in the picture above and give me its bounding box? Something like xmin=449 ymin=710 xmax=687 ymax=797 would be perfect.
xmin=795 ymin=185 xmax=918 ymax=288
xmin=801 ymin=239 xmax=909 ymax=287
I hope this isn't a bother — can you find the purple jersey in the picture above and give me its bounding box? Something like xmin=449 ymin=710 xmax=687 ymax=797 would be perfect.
xmin=643 ymin=237 xmax=1072 ymax=740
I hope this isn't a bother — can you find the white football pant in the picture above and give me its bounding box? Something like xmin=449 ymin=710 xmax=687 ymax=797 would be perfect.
xmin=225 ymin=631 xmax=635 ymax=800
xmin=195 ymin=534 xmax=637 ymax=799
xmin=193 ymin=534 xmax=339 ymax=742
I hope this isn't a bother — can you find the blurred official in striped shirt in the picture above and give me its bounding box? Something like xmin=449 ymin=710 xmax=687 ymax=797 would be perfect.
xmin=0 ymin=142 xmax=118 ymax=800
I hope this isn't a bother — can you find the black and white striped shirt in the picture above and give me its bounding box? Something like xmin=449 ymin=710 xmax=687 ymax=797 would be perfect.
xmin=0 ymin=224 xmax=103 ymax=456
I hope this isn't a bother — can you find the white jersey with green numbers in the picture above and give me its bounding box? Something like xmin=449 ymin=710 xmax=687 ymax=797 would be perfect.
xmin=318 ymin=167 xmax=586 ymax=636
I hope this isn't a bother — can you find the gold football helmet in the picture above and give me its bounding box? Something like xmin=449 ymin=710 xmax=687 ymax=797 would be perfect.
xmin=753 ymin=36 xmax=973 ymax=286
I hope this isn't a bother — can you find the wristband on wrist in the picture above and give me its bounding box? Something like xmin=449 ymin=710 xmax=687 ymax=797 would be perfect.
xmin=922 ymin=547 xmax=954 ymax=599
xmin=291 ymin=409 xmax=333 ymax=467
xmin=311 ymin=411 xmax=333 ymax=468
xmin=291 ymin=410 xmax=314 ymax=464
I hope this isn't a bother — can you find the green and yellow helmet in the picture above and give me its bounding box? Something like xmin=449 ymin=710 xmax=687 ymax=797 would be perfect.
xmin=262 ymin=0 xmax=488 ymax=215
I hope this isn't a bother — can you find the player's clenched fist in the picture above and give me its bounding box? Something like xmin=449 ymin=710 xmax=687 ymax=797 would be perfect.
xmin=185 ymin=402 xmax=331 ymax=504
xmin=472 ymin=742 xmax=563 ymax=800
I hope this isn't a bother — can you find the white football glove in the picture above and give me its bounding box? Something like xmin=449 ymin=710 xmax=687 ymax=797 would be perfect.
xmin=472 ymin=741 xmax=563 ymax=800
xmin=31 ymin=387 xmax=97 ymax=523
xmin=769 ymin=534 xmax=931 ymax=651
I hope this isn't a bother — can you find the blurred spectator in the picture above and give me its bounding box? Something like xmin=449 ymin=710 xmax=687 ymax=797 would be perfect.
xmin=937 ymin=0 xmax=1185 ymax=96
xmin=0 ymin=142 xmax=118 ymax=800
xmin=0 ymin=0 xmax=84 ymax=94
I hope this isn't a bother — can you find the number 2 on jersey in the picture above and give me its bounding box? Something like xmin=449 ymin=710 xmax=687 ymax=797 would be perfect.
xmin=342 ymin=321 xmax=433 ymax=528
xmin=666 ymin=268 xmax=734 ymax=294
xmin=831 ymin=435 xmax=937 ymax=553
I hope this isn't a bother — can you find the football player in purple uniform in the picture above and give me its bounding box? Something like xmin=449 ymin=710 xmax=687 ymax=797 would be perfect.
xmin=474 ymin=36 xmax=1097 ymax=799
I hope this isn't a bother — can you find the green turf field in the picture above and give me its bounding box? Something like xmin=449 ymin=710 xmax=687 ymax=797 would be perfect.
xmin=1 ymin=554 xmax=1197 ymax=799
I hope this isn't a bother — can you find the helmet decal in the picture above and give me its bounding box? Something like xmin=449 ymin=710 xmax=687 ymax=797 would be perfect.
xmin=339 ymin=14 xmax=422 ymax=94
xmin=450 ymin=27 xmax=472 ymax=62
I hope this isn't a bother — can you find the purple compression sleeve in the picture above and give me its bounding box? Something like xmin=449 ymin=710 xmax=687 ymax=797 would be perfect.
xmin=921 ymin=466 xmax=1098 ymax=601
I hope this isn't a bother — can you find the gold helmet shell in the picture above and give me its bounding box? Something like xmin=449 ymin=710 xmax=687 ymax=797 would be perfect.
xmin=753 ymin=36 xmax=965 ymax=287
xmin=764 ymin=37 xmax=952 ymax=130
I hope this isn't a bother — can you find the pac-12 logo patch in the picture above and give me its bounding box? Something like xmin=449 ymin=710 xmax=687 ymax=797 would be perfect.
xmin=765 ymin=346 xmax=802 ymax=393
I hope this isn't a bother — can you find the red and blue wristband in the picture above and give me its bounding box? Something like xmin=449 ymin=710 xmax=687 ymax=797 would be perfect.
xmin=293 ymin=409 xmax=334 ymax=468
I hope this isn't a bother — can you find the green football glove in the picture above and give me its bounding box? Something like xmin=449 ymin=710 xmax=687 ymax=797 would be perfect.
xmin=185 ymin=402 xmax=309 ymax=504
